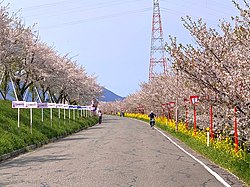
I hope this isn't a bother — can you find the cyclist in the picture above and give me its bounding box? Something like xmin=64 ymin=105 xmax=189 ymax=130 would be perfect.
xmin=148 ymin=111 xmax=156 ymax=128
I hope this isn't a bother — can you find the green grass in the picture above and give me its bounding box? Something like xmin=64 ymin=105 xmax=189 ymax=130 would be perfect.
xmin=0 ymin=100 xmax=98 ymax=156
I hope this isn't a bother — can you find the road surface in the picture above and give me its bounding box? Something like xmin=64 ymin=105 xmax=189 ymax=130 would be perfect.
xmin=0 ymin=115 xmax=243 ymax=187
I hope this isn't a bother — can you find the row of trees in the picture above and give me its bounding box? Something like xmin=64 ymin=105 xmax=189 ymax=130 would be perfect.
xmin=0 ymin=4 xmax=102 ymax=105
xmin=100 ymin=1 xmax=250 ymax=140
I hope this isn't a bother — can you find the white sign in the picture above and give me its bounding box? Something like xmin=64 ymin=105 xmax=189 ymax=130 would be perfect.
xmin=12 ymin=101 xmax=26 ymax=108
xmin=56 ymin=104 xmax=65 ymax=109
xmin=37 ymin=103 xmax=56 ymax=108
xmin=80 ymin=106 xmax=88 ymax=110
xmin=191 ymin=98 xmax=198 ymax=104
xmin=25 ymin=102 xmax=38 ymax=108
xmin=190 ymin=96 xmax=199 ymax=105
xmin=68 ymin=105 xmax=78 ymax=109
xmin=37 ymin=103 xmax=49 ymax=108
xmin=47 ymin=103 xmax=56 ymax=108
xmin=63 ymin=104 xmax=68 ymax=109
xmin=169 ymin=102 xmax=175 ymax=108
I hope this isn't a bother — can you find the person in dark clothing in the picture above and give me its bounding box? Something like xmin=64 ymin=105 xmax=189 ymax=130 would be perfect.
xmin=98 ymin=110 xmax=102 ymax=124
xmin=148 ymin=111 xmax=156 ymax=128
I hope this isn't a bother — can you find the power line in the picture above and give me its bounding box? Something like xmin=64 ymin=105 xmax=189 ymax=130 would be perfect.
xmin=40 ymin=7 xmax=151 ymax=30
xmin=14 ymin=0 xmax=149 ymax=19
xmin=159 ymin=0 xmax=240 ymax=29
xmin=160 ymin=0 xmax=239 ymax=19
xmin=17 ymin=0 xmax=74 ymax=10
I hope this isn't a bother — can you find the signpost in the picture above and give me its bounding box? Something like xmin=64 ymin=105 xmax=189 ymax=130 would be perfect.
xmin=12 ymin=101 xmax=38 ymax=134
xmin=68 ymin=105 xmax=74 ymax=123
xmin=169 ymin=102 xmax=175 ymax=108
xmin=79 ymin=106 xmax=83 ymax=117
xmin=11 ymin=101 xmax=93 ymax=133
xmin=56 ymin=104 xmax=65 ymax=126
xmin=12 ymin=101 xmax=26 ymax=129
xmin=25 ymin=102 xmax=38 ymax=134
xmin=37 ymin=103 xmax=48 ymax=126
xmin=47 ymin=103 xmax=56 ymax=127
xmin=77 ymin=106 xmax=87 ymax=119
xmin=68 ymin=105 xmax=78 ymax=120
xmin=82 ymin=106 xmax=89 ymax=117
xmin=190 ymin=95 xmax=199 ymax=136
xmin=74 ymin=105 xmax=77 ymax=120
xmin=77 ymin=106 xmax=81 ymax=119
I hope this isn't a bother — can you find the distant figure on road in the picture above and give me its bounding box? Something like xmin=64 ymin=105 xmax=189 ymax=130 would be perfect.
xmin=148 ymin=111 xmax=156 ymax=128
xmin=120 ymin=111 xmax=124 ymax=117
xmin=98 ymin=110 xmax=102 ymax=124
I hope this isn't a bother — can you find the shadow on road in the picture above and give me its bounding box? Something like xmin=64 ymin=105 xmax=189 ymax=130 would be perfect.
xmin=0 ymin=154 xmax=71 ymax=170
xmin=88 ymin=126 xmax=105 ymax=130
xmin=58 ymin=137 xmax=90 ymax=142
xmin=101 ymin=116 xmax=126 ymax=124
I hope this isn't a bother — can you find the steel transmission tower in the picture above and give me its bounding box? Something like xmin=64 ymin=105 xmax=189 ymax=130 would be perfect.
xmin=149 ymin=0 xmax=167 ymax=81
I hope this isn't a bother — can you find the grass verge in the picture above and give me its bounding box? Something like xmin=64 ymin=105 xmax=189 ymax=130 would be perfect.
xmin=0 ymin=100 xmax=98 ymax=158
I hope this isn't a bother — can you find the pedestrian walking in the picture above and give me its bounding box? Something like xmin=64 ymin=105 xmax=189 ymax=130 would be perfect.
xmin=98 ymin=110 xmax=102 ymax=124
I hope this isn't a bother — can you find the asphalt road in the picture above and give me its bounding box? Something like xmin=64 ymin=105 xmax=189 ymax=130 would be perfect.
xmin=0 ymin=115 xmax=244 ymax=187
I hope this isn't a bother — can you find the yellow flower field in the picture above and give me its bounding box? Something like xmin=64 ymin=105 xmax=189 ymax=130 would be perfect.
xmin=125 ymin=113 xmax=246 ymax=160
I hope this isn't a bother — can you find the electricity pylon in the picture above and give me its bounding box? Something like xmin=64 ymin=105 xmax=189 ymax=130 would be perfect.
xmin=149 ymin=0 xmax=167 ymax=81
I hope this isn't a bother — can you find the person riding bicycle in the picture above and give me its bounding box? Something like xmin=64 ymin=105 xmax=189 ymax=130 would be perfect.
xmin=148 ymin=111 xmax=156 ymax=128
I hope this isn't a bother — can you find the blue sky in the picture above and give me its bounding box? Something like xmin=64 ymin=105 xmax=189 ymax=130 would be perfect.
xmin=3 ymin=0 xmax=242 ymax=97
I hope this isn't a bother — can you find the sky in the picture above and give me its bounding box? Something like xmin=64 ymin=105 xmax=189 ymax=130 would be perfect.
xmin=2 ymin=0 xmax=244 ymax=97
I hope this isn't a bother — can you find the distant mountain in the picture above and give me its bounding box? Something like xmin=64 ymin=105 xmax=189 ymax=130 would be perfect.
xmin=1 ymin=83 xmax=124 ymax=103
xmin=99 ymin=87 xmax=125 ymax=102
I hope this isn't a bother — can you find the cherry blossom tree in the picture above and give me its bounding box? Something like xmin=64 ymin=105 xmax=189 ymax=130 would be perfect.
xmin=165 ymin=0 xmax=249 ymax=137
xmin=0 ymin=2 xmax=102 ymax=105
xmin=102 ymin=0 xmax=249 ymax=141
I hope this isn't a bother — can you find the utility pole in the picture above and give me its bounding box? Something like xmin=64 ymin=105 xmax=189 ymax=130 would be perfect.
xmin=149 ymin=0 xmax=167 ymax=81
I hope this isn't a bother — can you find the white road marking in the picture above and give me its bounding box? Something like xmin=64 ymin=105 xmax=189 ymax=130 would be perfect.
xmin=130 ymin=118 xmax=231 ymax=186
xmin=154 ymin=126 xmax=231 ymax=187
